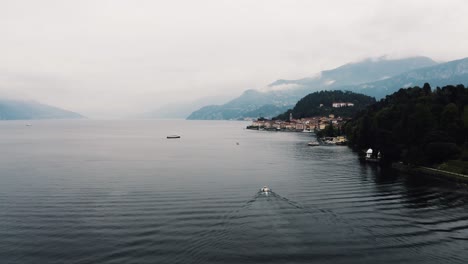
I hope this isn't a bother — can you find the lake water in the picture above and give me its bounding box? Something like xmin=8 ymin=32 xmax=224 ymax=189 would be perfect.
xmin=1 ymin=120 xmax=467 ymax=263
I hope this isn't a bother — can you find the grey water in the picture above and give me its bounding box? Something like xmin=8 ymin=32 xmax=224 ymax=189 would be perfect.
xmin=0 ymin=120 xmax=467 ymax=264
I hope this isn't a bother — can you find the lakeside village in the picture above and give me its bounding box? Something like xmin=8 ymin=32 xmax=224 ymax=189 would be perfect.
xmin=246 ymin=108 xmax=351 ymax=146
xmin=246 ymin=113 xmax=383 ymax=162
xmin=246 ymin=105 xmax=383 ymax=163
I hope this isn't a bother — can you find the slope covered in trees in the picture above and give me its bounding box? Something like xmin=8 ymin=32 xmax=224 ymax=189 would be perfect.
xmin=345 ymin=84 xmax=468 ymax=173
xmin=275 ymin=90 xmax=375 ymax=120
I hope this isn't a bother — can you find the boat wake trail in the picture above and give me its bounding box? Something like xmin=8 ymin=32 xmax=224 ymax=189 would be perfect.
xmin=187 ymin=189 xmax=362 ymax=264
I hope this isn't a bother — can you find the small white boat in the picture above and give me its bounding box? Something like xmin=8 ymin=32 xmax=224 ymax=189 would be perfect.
xmin=308 ymin=141 xmax=319 ymax=146
xmin=167 ymin=135 xmax=180 ymax=139
xmin=260 ymin=186 xmax=271 ymax=193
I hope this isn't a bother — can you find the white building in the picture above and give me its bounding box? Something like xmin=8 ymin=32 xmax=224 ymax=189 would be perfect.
xmin=332 ymin=102 xmax=354 ymax=108
xmin=366 ymin=148 xmax=373 ymax=158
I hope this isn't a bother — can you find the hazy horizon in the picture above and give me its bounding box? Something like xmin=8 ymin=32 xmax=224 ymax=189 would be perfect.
xmin=1 ymin=0 xmax=468 ymax=118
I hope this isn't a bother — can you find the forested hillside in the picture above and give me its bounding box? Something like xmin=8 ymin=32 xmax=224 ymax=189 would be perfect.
xmin=275 ymin=90 xmax=375 ymax=120
xmin=345 ymin=84 xmax=468 ymax=173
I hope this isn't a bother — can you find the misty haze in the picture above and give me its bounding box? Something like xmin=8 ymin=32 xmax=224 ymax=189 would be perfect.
xmin=1 ymin=1 xmax=468 ymax=263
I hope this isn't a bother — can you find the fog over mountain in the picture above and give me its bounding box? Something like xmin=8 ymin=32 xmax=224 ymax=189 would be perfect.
xmin=346 ymin=57 xmax=468 ymax=99
xmin=1 ymin=0 xmax=468 ymax=118
xmin=187 ymin=56 xmax=439 ymax=120
xmin=269 ymin=56 xmax=438 ymax=89
xmin=0 ymin=99 xmax=83 ymax=120
xmin=142 ymin=95 xmax=233 ymax=119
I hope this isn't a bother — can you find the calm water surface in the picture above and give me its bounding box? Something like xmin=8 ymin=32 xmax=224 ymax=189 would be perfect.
xmin=0 ymin=120 xmax=467 ymax=263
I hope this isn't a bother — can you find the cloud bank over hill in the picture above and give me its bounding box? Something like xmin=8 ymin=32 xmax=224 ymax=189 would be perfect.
xmin=1 ymin=0 xmax=468 ymax=118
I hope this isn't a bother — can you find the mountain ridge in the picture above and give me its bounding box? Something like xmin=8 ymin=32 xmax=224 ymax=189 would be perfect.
xmin=269 ymin=56 xmax=438 ymax=88
xmin=0 ymin=99 xmax=84 ymax=120
xmin=345 ymin=57 xmax=468 ymax=99
xmin=187 ymin=56 xmax=439 ymax=120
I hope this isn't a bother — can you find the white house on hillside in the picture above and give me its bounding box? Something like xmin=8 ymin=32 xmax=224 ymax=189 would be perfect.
xmin=332 ymin=102 xmax=354 ymax=108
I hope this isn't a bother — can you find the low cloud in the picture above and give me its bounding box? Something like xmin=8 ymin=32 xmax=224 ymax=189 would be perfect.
xmin=260 ymin=83 xmax=301 ymax=92
xmin=1 ymin=0 xmax=467 ymax=118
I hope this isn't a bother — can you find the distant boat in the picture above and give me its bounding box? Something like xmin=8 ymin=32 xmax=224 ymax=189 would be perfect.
xmin=260 ymin=186 xmax=271 ymax=193
xmin=167 ymin=135 xmax=180 ymax=139
xmin=25 ymin=124 xmax=32 ymax=127
xmin=308 ymin=141 xmax=320 ymax=146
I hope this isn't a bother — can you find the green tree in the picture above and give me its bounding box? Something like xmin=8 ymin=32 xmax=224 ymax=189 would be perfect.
xmin=345 ymin=84 xmax=468 ymax=166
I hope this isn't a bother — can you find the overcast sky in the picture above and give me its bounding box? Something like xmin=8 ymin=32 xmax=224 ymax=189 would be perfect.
xmin=1 ymin=0 xmax=467 ymax=118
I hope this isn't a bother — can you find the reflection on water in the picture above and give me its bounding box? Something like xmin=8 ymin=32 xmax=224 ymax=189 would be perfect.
xmin=0 ymin=120 xmax=467 ymax=264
